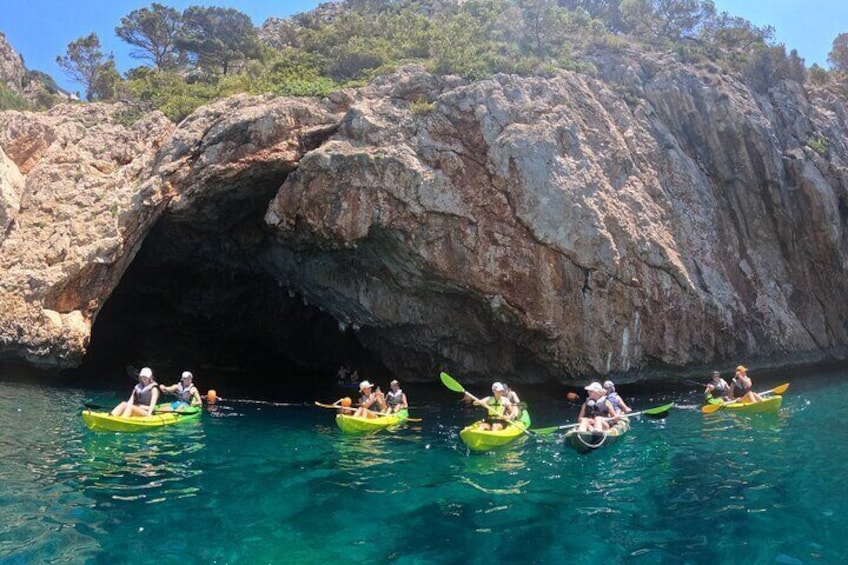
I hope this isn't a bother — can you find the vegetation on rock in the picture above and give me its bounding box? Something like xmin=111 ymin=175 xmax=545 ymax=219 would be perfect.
xmin=35 ymin=0 xmax=848 ymax=119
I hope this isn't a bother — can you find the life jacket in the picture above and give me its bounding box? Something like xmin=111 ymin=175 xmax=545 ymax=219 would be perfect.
xmin=732 ymin=376 xmax=751 ymax=396
xmin=386 ymin=389 xmax=404 ymax=407
xmin=584 ymin=395 xmax=610 ymax=418
xmin=708 ymin=379 xmax=730 ymax=399
xmin=132 ymin=382 xmax=157 ymax=407
xmin=483 ymin=396 xmax=510 ymax=422
xmin=607 ymin=392 xmax=623 ymax=413
xmin=177 ymin=382 xmax=196 ymax=403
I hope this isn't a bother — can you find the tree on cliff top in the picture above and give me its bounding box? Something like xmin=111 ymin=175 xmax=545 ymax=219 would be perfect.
xmin=56 ymin=33 xmax=118 ymax=101
xmin=176 ymin=6 xmax=261 ymax=77
xmin=115 ymin=3 xmax=183 ymax=70
xmin=828 ymin=33 xmax=848 ymax=74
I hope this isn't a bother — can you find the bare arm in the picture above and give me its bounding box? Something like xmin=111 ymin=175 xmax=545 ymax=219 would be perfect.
xmin=191 ymin=387 xmax=202 ymax=406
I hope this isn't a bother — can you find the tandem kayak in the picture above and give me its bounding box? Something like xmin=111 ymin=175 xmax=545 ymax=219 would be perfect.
xmin=82 ymin=403 xmax=202 ymax=432
xmin=335 ymin=409 xmax=408 ymax=434
xmin=459 ymin=410 xmax=532 ymax=452
xmin=564 ymin=417 xmax=630 ymax=454
xmin=706 ymin=395 xmax=782 ymax=414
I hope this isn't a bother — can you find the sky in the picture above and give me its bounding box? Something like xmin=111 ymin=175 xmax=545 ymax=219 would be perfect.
xmin=1 ymin=1 xmax=846 ymax=95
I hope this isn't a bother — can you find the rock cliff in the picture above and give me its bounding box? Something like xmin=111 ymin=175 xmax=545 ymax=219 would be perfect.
xmin=1 ymin=56 xmax=847 ymax=382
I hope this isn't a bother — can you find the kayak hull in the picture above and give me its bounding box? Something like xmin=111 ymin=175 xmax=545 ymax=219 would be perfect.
xmin=564 ymin=417 xmax=630 ymax=454
xmin=335 ymin=409 xmax=408 ymax=434
xmin=82 ymin=403 xmax=202 ymax=432
xmin=459 ymin=410 xmax=531 ymax=452
xmin=707 ymin=396 xmax=782 ymax=414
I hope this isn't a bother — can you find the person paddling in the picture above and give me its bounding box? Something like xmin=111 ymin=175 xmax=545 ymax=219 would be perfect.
xmin=467 ymin=382 xmax=517 ymax=431
xmin=704 ymin=370 xmax=731 ymax=401
xmin=603 ymin=380 xmax=632 ymax=416
xmin=157 ymin=371 xmax=202 ymax=412
xmin=385 ymin=380 xmax=408 ymax=413
xmin=577 ymin=382 xmax=615 ymax=433
xmin=730 ymin=366 xmax=763 ymax=403
xmin=111 ymin=367 xmax=159 ymax=418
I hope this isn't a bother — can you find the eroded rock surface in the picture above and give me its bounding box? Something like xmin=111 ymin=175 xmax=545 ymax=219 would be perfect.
xmin=2 ymin=59 xmax=847 ymax=382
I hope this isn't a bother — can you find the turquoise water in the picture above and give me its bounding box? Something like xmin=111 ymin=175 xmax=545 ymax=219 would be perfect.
xmin=1 ymin=370 xmax=846 ymax=564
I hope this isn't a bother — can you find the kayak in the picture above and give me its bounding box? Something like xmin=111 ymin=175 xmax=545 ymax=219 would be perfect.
xmin=82 ymin=403 xmax=202 ymax=432
xmin=335 ymin=409 xmax=408 ymax=434
xmin=706 ymin=395 xmax=782 ymax=414
xmin=564 ymin=416 xmax=630 ymax=454
xmin=459 ymin=410 xmax=532 ymax=452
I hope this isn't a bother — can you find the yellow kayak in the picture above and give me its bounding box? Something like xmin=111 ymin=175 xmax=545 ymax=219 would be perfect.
xmin=82 ymin=404 xmax=202 ymax=432
xmin=335 ymin=409 xmax=408 ymax=434
xmin=459 ymin=410 xmax=531 ymax=451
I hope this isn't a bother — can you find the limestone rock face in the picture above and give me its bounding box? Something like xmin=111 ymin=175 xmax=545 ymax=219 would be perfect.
xmin=0 ymin=103 xmax=175 ymax=365
xmin=0 ymin=144 xmax=23 ymax=240
xmin=0 ymin=32 xmax=25 ymax=94
xmin=266 ymin=63 xmax=848 ymax=380
xmin=0 ymin=95 xmax=343 ymax=367
xmin=2 ymin=57 xmax=847 ymax=382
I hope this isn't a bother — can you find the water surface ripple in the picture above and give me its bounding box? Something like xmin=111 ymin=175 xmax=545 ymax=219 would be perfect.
xmin=0 ymin=374 xmax=845 ymax=564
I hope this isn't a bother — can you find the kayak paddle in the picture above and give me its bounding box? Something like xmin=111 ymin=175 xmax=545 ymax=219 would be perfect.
xmin=439 ymin=372 xmax=532 ymax=436
xmin=701 ymin=383 xmax=790 ymax=414
xmin=532 ymin=402 xmax=675 ymax=435
xmin=314 ymin=401 xmax=422 ymax=422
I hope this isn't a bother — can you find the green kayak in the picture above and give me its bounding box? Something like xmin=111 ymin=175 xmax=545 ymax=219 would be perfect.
xmin=335 ymin=409 xmax=408 ymax=434
xmin=459 ymin=410 xmax=532 ymax=452
xmin=82 ymin=403 xmax=202 ymax=432
xmin=706 ymin=395 xmax=782 ymax=414
xmin=564 ymin=416 xmax=630 ymax=454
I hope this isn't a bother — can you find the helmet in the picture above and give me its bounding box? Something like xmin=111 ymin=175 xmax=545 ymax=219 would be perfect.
xmin=492 ymin=382 xmax=505 ymax=392
xmin=736 ymin=365 xmax=747 ymax=373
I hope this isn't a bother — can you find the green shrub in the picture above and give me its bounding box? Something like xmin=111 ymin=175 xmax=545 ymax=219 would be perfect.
xmin=806 ymin=136 xmax=829 ymax=156
xmin=0 ymin=83 xmax=31 ymax=111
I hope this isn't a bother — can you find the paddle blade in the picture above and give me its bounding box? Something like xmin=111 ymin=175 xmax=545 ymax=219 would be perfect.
xmin=771 ymin=383 xmax=790 ymax=395
xmin=439 ymin=372 xmax=465 ymax=393
xmin=701 ymin=402 xmax=724 ymax=414
xmin=531 ymin=426 xmax=560 ymax=435
xmin=643 ymin=402 xmax=675 ymax=418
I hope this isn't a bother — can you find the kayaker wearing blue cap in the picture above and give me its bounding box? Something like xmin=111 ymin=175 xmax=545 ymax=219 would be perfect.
xmin=158 ymin=371 xmax=202 ymax=412
xmin=111 ymin=367 xmax=160 ymax=418
xmin=467 ymin=382 xmax=517 ymax=431
xmin=577 ymin=382 xmax=615 ymax=433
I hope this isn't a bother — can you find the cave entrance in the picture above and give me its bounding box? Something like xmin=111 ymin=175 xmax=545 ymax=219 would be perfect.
xmin=78 ymin=217 xmax=390 ymax=401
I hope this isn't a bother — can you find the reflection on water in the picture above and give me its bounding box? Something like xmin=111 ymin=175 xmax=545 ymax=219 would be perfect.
xmin=79 ymin=425 xmax=206 ymax=504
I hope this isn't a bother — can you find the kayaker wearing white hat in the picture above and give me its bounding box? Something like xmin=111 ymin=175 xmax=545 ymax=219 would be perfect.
xmin=353 ymin=380 xmax=386 ymax=418
xmin=467 ymin=382 xmax=517 ymax=431
xmin=158 ymin=370 xmax=202 ymax=412
xmin=577 ymin=382 xmax=615 ymax=433
xmin=111 ymin=367 xmax=160 ymax=418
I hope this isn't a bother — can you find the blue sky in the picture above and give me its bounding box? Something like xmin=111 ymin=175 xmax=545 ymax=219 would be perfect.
xmin=1 ymin=1 xmax=846 ymax=96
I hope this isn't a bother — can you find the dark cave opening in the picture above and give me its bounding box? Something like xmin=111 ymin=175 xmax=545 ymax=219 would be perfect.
xmin=76 ymin=219 xmax=392 ymax=400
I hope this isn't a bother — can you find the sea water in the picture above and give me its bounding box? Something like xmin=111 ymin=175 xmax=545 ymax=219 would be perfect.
xmin=0 ymin=370 xmax=845 ymax=564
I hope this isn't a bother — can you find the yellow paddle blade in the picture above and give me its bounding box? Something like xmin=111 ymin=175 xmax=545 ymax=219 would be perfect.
xmin=701 ymin=402 xmax=726 ymax=414
xmin=770 ymin=383 xmax=790 ymax=395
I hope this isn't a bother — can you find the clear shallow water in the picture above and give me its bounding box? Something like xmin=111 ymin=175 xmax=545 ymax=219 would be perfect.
xmin=1 ymin=371 xmax=846 ymax=564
